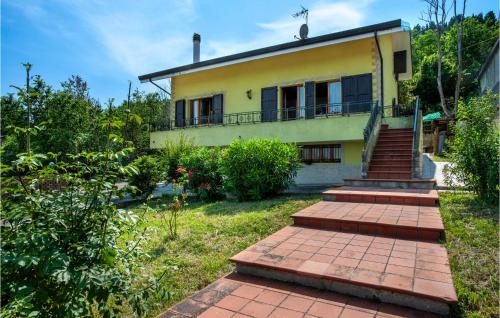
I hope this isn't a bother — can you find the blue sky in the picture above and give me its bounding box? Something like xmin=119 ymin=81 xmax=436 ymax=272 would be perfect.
xmin=2 ymin=0 xmax=497 ymax=103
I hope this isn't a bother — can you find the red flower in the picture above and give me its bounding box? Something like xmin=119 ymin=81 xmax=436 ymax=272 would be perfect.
xmin=176 ymin=167 xmax=186 ymax=174
xmin=188 ymin=170 xmax=194 ymax=178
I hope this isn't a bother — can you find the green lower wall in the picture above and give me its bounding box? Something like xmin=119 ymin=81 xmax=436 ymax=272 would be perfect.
xmin=382 ymin=116 xmax=414 ymax=129
xmin=150 ymin=117 xmax=367 ymax=166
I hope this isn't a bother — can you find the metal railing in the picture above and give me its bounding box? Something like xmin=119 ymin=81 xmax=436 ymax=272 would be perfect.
xmin=363 ymin=102 xmax=380 ymax=144
xmin=412 ymin=96 xmax=423 ymax=178
xmin=161 ymin=101 xmax=377 ymax=130
xmin=384 ymin=102 xmax=416 ymax=118
xmin=361 ymin=101 xmax=382 ymax=178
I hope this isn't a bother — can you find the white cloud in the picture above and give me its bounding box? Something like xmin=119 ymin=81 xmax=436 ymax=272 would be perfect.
xmin=204 ymin=1 xmax=372 ymax=60
xmin=57 ymin=0 xmax=196 ymax=76
xmin=6 ymin=0 xmax=373 ymax=83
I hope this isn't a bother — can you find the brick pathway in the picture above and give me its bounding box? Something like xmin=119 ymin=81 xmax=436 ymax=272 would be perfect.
xmin=157 ymin=178 xmax=457 ymax=317
xmin=292 ymin=201 xmax=443 ymax=240
xmin=159 ymin=273 xmax=441 ymax=318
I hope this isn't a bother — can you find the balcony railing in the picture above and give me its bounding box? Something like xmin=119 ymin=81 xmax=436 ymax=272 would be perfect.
xmin=157 ymin=101 xmax=377 ymax=131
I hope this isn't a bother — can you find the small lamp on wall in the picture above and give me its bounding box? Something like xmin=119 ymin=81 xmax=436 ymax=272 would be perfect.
xmin=246 ymin=89 xmax=252 ymax=99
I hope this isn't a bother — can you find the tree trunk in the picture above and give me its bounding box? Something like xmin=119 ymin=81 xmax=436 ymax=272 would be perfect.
xmin=436 ymin=27 xmax=450 ymax=117
xmin=453 ymin=0 xmax=466 ymax=115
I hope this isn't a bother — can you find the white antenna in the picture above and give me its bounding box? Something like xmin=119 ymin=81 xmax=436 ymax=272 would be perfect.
xmin=293 ymin=6 xmax=309 ymax=40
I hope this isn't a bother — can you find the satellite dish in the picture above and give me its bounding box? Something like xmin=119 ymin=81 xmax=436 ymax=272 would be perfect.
xmin=299 ymin=24 xmax=309 ymax=39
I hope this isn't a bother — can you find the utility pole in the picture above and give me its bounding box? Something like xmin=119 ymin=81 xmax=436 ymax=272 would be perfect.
xmin=23 ymin=63 xmax=32 ymax=155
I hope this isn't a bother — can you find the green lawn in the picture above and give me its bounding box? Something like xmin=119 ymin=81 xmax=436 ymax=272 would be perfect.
xmin=430 ymin=153 xmax=452 ymax=162
xmin=119 ymin=192 xmax=498 ymax=317
xmin=439 ymin=192 xmax=499 ymax=318
xmin=122 ymin=194 xmax=320 ymax=316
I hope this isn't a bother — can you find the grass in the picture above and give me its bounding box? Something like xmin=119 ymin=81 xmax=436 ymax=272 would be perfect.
xmin=439 ymin=192 xmax=499 ymax=318
xmin=122 ymin=194 xmax=320 ymax=317
xmin=430 ymin=153 xmax=452 ymax=162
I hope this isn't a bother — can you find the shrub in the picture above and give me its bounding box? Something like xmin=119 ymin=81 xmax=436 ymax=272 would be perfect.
xmin=179 ymin=147 xmax=224 ymax=200
xmin=1 ymin=148 xmax=153 ymax=317
xmin=220 ymin=138 xmax=301 ymax=201
xmin=159 ymin=134 xmax=195 ymax=181
xmin=446 ymin=93 xmax=499 ymax=203
xmin=129 ymin=155 xmax=162 ymax=197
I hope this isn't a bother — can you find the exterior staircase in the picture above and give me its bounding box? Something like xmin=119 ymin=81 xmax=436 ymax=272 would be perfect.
xmin=158 ymin=123 xmax=456 ymax=317
xmin=368 ymin=125 xmax=413 ymax=179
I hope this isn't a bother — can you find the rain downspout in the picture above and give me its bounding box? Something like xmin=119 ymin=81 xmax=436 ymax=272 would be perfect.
xmin=374 ymin=31 xmax=384 ymax=117
xmin=148 ymin=78 xmax=171 ymax=97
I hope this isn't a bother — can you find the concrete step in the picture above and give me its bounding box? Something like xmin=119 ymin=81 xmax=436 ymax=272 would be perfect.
xmin=292 ymin=201 xmax=444 ymax=241
xmin=322 ymin=187 xmax=439 ymax=206
xmin=368 ymin=171 xmax=412 ymax=179
xmin=369 ymin=164 xmax=412 ymax=172
xmin=231 ymin=226 xmax=456 ymax=315
xmin=370 ymin=159 xmax=412 ymax=166
xmin=378 ymin=134 xmax=413 ymax=140
xmin=160 ymin=272 xmax=443 ymax=318
xmin=343 ymin=178 xmax=436 ymax=190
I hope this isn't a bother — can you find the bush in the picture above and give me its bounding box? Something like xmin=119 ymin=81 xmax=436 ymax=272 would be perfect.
xmin=179 ymin=147 xmax=224 ymax=200
xmin=129 ymin=155 xmax=162 ymax=197
xmin=446 ymin=93 xmax=499 ymax=203
xmin=1 ymin=149 xmax=153 ymax=317
xmin=220 ymin=138 xmax=301 ymax=201
xmin=159 ymin=134 xmax=195 ymax=181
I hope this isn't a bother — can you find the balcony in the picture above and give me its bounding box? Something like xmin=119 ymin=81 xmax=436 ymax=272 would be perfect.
xmin=160 ymin=101 xmax=377 ymax=131
xmin=150 ymin=102 xmax=381 ymax=148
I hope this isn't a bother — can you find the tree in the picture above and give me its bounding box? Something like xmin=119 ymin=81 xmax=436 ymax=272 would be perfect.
xmin=445 ymin=93 xmax=499 ymax=203
xmin=408 ymin=11 xmax=498 ymax=113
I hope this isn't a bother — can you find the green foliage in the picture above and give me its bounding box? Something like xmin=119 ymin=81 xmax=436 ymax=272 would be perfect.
xmin=158 ymin=134 xmax=196 ymax=182
xmin=409 ymin=12 xmax=498 ymax=112
xmin=1 ymin=72 xmax=170 ymax=164
xmin=115 ymin=89 xmax=170 ymax=157
xmin=179 ymin=147 xmax=224 ymax=201
xmin=445 ymin=93 xmax=499 ymax=203
xmin=0 ymin=146 xmax=152 ymax=317
xmin=439 ymin=192 xmax=498 ymax=317
xmin=220 ymin=138 xmax=301 ymax=201
xmin=129 ymin=155 xmax=162 ymax=197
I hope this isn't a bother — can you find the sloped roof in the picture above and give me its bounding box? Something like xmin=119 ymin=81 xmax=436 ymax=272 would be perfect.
xmin=138 ymin=19 xmax=405 ymax=82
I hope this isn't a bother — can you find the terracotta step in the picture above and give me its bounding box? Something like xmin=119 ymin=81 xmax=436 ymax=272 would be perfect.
xmin=375 ymin=145 xmax=413 ymax=151
xmin=292 ymin=201 xmax=444 ymax=241
xmin=376 ymin=140 xmax=413 ymax=146
xmin=368 ymin=171 xmax=412 ymax=179
xmin=372 ymin=154 xmax=412 ymax=160
xmin=231 ymin=226 xmax=456 ymax=315
xmin=370 ymin=159 xmax=412 ymax=166
xmin=159 ymin=272 xmax=443 ymax=318
xmin=343 ymin=178 xmax=436 ymax=190
xmin=369 ymin=164 xmax=411 ymax=172
xmin=322 ymin=187 xmax=439 ymax=206
xmin=377 ymin=139 xmax=413 ymax=145
xmin=380 ymin=128 xmax=413 ymax=133
xmin=373 ymin=147 xmax=412 ymax=152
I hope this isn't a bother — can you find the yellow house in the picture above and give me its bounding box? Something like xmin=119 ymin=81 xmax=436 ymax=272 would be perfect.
xmin=139 ymin=19 xmax=415 ymax=185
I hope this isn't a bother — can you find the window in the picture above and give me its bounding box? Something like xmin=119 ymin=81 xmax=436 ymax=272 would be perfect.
xmin=189 ymin=96 xmax=218 ymax=125
xmin=281 ymin=85 xmax=304 ymax=120
xmin=315 ymin=80 xmax=342 ymax=115
xmin=300 ymin=144 xmax=342 ymax=163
